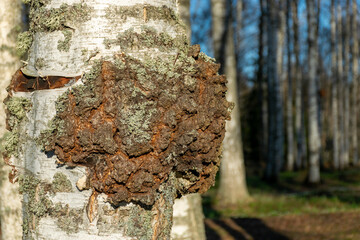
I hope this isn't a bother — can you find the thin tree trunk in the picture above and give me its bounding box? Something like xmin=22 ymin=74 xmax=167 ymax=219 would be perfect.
xmin=4 ymin=1 xmax=228 ymax=239
xmin=351 ymin=0 xmax=358 ymax=165
xmin=292 ymin=0 xmax=304 ymax=170
xmin=337 ymin=4 xmax=346 ymax=170
xmin=212 ymin=0 xmax=250 ymax=207
xmin=172 ymin=1 xmax=206 ymax=239
xmin=265 ymin=0 xmax=285 ymax=181
xmin=306 ymin=0 xmax=321 ymax=183
xmin=286 ymin=0 xmax=294 ymax=171
xmin=0 ymin=0 xmax=23 ymax=239
xmin=343 ymin=0 xmax=351 ymax=167
xmin=258 ymin=0 xmax=268 ymax=167
xmin=331 ymin=0 xmax=339 ymax=169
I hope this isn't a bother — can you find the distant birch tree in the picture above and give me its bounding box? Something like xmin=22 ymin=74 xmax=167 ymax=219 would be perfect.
xmin=306 ymin=0 xmax=321 ymax=183
xmin=211 ymin=0 xmax=250 ymax=207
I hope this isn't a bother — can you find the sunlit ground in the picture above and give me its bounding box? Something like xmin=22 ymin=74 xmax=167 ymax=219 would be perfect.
xmin=203 ymin=168 xmax=360 ymax=240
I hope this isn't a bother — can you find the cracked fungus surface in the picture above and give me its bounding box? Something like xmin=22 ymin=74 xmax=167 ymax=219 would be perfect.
xmin=41 ymin=46 xmax=231 ymax=206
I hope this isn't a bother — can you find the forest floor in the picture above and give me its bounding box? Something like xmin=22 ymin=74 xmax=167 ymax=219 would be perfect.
xmin=203 ymin=168 xmax=360 ymax=240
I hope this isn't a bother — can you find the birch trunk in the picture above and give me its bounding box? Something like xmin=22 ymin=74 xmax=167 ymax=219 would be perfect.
xmin=285 ymin=0 xmax=294 ymax=171
xmin=351 ymin=0 xmax=358 ymax=165
xmin=4 ymin=1 xmax=228 ymax=239
xmin=343 ymin=0 xmax=351 ymax=167
xmin=171 ymin=1 xmax=206 ymax=239
xmin=211 ymin=0 xmax=250 ymax=207
xmin=0 ymin=1 xmax=23 ymax=239
xmin=331 ymin=0 xmax=339 ymax=169
xmin=337 ymin=5 xmax=346 ymax=170
xmin=265 ymin=0 xmax=285 ymax=181
xmin=306 ymin=0 xmax=321 ymax=183
xmin=292 ymin=0 xmax=304 ymax=170
xmin=258 ymin=0 xmax=268 ymax=165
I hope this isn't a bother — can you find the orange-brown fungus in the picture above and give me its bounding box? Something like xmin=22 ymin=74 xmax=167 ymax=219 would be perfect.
xmin=42 ymin=45 xmax=231 ymax=205
xmin=9 ymin=69 xmax=80 ymax=92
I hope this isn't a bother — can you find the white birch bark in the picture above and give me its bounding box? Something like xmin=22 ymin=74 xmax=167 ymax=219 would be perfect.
xmin=306 ymin=0 xmax=321 ymax=183
xmin=5 ymin=1 xmax=211 ymax=239
xmin=211 ymin=0 xmax=250 ymax=207
xmin=331 ymin=0 xmax=339 ymax=169
xmin=0 ymin=1 xmax=23 ymax=239
xmin=351 ymin=0 xmax=358 ymax=165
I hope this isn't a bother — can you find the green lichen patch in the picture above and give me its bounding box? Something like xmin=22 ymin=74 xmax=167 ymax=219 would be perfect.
xmin=51 ymin=203 xmax=83 ymax=234
xmin=57 ymin=30 xmax=73 ymax=52
xmin=16 ymin=31 xmax=33 ymax=57
xmin=3 ymin=97 xmax=32 ymax=158
xmin=19 ymin=174 xmax=84 ymax=236
xmin=30 ymin=3 xmax=93 ymax=32
xmin=52 ymin=172 xmax=72 ymax=192
xmin=105 ymin=26 xmax=189 ymax=52
xmin=35 ymin=57 xmax=46 ymax=69
xmin=126 ymin=206 xmax=153 ymax=240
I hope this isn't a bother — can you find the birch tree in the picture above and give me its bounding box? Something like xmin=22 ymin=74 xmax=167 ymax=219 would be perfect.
xmin=306 ymin=0 xmax=321 ymax=183
xmin=337 ymin=4 xmax=346 ymax=170
xmin=211 ymin=0 xmax=250 ymax=208
xmin=285 ymin=0 xmax=294 ymax=171
xmin=343 ymin=0 xmax=351 ymax=167
xmin=331 ymin=0 xmax=339 ymax=169
xmin=265 ymin=0 xmax=285 ymax=181
xmin=3 ymin=0 xmax=230 ymax=239
xmin=351 ymin=0 xmax=358 ymax=165
xmin=0 ymin=1 xmax=23 ymax=239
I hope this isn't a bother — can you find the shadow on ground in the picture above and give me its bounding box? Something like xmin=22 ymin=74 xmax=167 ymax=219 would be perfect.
xmin=205 ymin=217 xmax=289 ymax=240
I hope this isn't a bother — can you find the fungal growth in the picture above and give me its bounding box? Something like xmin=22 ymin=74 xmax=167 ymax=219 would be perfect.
xmin=23 ymin=45 xmax=231 ymax=206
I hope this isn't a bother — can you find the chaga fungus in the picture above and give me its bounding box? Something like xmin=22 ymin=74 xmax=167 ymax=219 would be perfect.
xmin=39 ymin=45 xmax=231 ymax=206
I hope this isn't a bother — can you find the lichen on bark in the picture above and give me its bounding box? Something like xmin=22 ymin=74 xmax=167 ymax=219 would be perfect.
xmin=2 ymin=97 xmax=32 ymax=158
xmin=39 ymin=45 xmax=230 ymax=207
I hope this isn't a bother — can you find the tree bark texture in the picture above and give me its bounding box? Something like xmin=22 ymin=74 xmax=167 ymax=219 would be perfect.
xmin=306 ymin=0 xmax=321 ymax=183
xmin=3 ymin=1 xmax=230 ymax=239
xmin=0 ymin=1 xmax=23 ymax=239
xmin=265 ymin=0 xmax=285 ymax=181
xmin=211 ymin=0 xmax=250 ymax=207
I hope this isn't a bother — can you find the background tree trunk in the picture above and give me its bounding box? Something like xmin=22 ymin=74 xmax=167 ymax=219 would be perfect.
xmin=343 ymin=0 xmax=351 ymax=167
xmin=331 ymin=0 xmax=339 ymax=170
xmin=337 ymin=4 xmax=345 ymax=170
xmin=285 ymin=0 xmax=294 ymax=171
xmin=265 ymin=0 xmax=285 ymax=181
xmin=351 ymin=0 xmax=358 ymax=165
xmin=211 ymin=0 xmax=250 ymax=208
xmin=0 ymin=0 xmax=23 ymax=239
xmin=306 ymin=0 xmax=321 ymax=183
